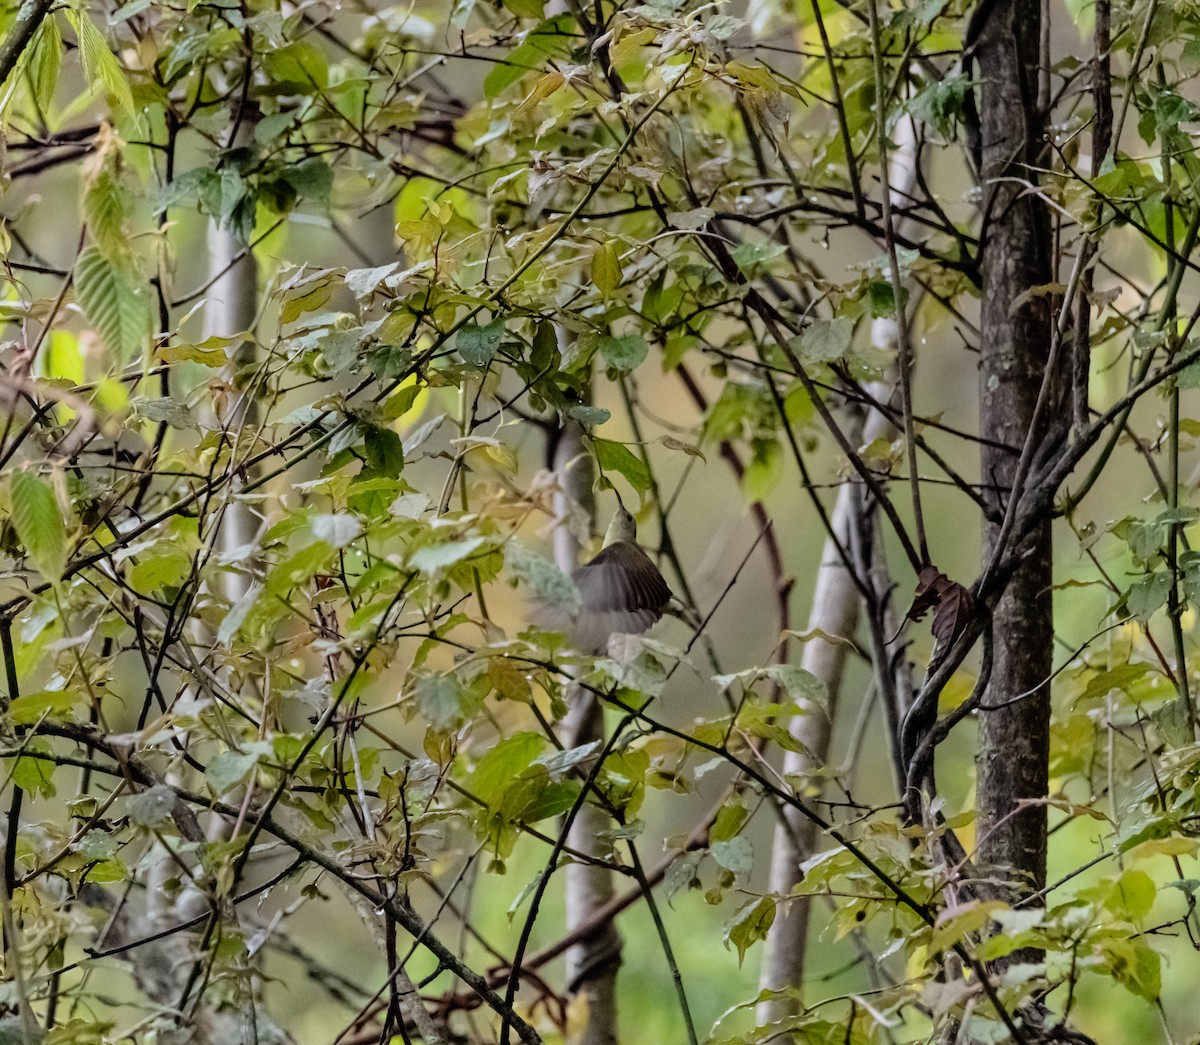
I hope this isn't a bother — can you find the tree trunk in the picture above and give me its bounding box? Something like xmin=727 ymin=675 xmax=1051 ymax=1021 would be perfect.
xmin=756 ymin=111 xmax=916 ymax=1035
xmin=554 ymin=421 xmax=620 ymax=1045
xmin=975 ymin=0 xmax=1054 ymax=903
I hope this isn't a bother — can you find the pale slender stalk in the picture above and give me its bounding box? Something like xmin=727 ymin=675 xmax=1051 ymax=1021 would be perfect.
xmin=554 ymin=419 xmax=621 ymax=1045
xmin=755 ymin=110 xmax=918 ymax=1034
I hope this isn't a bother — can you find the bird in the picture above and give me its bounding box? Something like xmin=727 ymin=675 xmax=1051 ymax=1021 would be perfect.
xmin=569 ymin=502 xmax=673 ymax=654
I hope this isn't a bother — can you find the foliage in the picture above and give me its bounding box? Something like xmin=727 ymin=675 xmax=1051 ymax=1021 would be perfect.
xmin=0 ymin=0 xmax=1199 ymax=1043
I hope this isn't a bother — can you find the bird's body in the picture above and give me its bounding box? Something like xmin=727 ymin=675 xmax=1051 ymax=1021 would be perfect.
xmin=569 ymin=507 xmax=672 ymax=653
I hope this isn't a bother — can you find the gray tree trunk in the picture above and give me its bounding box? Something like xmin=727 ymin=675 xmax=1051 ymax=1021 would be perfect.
xmin=554 ymin=422 xmax=620 ymax=1045
xmin=756 ymin=111 xmax=917 ymax=1034
xmin=975 ymin=0 xmax=1054 ymax=903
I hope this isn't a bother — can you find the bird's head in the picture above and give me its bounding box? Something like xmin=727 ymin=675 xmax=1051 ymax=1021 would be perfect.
xmin=603 ymin=505 xmax=637 ymax=547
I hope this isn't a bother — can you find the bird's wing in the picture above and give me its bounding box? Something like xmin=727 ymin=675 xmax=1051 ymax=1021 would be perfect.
xmin=570 ymin=542 xmax=672 ymax=652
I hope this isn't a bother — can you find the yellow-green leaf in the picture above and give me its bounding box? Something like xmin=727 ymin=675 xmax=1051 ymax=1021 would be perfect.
xmin=75 ymin=245 xmax=151 ymax=365
xmin=10 ymin=469 xmax=68 ymax=583
xmin=592 ymin=240 xmax=622 ymax=298
xmin=68 ymin=12 xmax=135 ymax=119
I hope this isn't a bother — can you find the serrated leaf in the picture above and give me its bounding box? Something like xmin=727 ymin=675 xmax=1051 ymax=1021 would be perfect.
xmin=68 ymin=12 xmax=135 ymax=119
xmin=84 ymin=130 xmax=131 ymax=264
xmin=10 ymin=469 xmax=67 ymax=582
xmin=75 ymin=245 xmax=150 ymax=365
xmin=28 ymin=15 xmax=62 ymax=113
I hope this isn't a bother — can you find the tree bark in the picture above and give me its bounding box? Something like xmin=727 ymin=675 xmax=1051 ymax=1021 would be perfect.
xmin=554 ymin=421 xmax=620 ymax=1045
xmin=975 ymin=0 xmax=1054 ymax=903
xmin=756 ymin=111 xmax=916 ymax=1036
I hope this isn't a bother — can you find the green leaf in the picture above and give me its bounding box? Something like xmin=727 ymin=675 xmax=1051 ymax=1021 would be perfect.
xmin=503 ymin=0 xmax=544 ymax=15
xmin=729 ymin=241 xmax=786 ymax=272
xmin=710 ymin=800 xmax=749 ymax=843
xmin=410 ymin=536 xmax=486 ymax=573
xmin=128 ymin=547 xmax=192 ymax=594
xmin=592 ymin=241 xmax=622 ymax=298
xmin=567 ymin=404 xmax=610 ymax=428
xmin=279 ymin=268 xmax=336 ymax=324
xmin=907 ymin=74 xmax=969 ymax=137
xmin=507 ymin=543 xmax=580 ymax=614
xmin=725 ymin=896 xmax=775 ymax=966
xmin=10 ymin=469 xmax=67 ymax=582
xmin=482 ymin=15 xmax=574 ymax=98
xmin=592 ymin=437 xmax=650 ymax=493
xmin=599 ymin=334 xmax=647 ymax=373
xmin=127 ymin=784 xmax=176 ymax=828
xmin=743 ymin=437 xmax=783 ymax=503
xmin=345 ymin=263 xmax=401 ymax=299
xmin=12 ymin=739 xmax=55 ymax=797
xmin=217 ymin=584 xmax=260 ymax=646
xmin=363 ymin=424 xmax=405 ymax=477
xmin=761 ymin=664 xmax=827 ymax=705
xmin=131 ymin=395 xmax=198 ymax=430
xmin=8 ymin=689 xmax=76 ymax=725
xmin=310 ymin=513 xmax=362 ymax=549
xmin=867 ymin=280 xmax=908 ymax=318
xmin=262 ymin=39 xmax=329 ymax=91
xmin=67 ymin=11 xmax=135 ymax=118
xmin=281 ymin=157 xmax=333 ymax=207
xmin=1107 ymin=938 xmax=1161 ymax=1001
xmin=265 ymin=541 xmax=335 ymax=600
xmin=1125 ymin=572 xmax=1171 ymax=622
xmin=416 ymin=673 xmax=471 ymax=730
xmin=472 ymin=733 xmax=546 ymax=805
xmin=710 ymin=836 xmax=754 ymax=876
xmin=1108 ymin=868 xmax=1156 ymax=922
xmin=84 ymin=142 xmax=131 ymax=264
xmin=207 ymin=749 xmax=259 ymax=795
xmin=156 ymin=341 xmax=229 ymax=367
xmin=1080 ymin=661 xmax=1156 ymax=703
xmin=28 ymin=15 xmax=62 ymax=114
xmin=458 ymin=317 xmax=505 ymax=366
xmin=75 ymin=245 xmax=151 ymax=366
xmin=797 ymin=317 xmax=853 ymax=365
